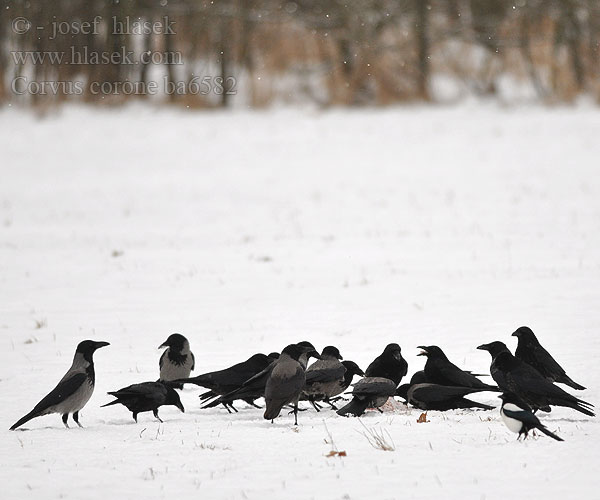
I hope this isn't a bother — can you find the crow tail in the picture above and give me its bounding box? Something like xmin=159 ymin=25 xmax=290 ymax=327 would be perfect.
xmin=336 ymin=397 xmax=370 ymax=417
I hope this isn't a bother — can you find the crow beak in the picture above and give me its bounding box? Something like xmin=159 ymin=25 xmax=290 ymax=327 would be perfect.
xmin=416 ymin=346 xmax=427 ymax=356
xmin=94 ymin=341 xmax=110 ymax=350
xmin=178 ymin=402 xmax=185 ymax=413
xmin=310 ymin=350 xmax=322 ymax=360
xmin=338 ymin=354 xmax=344 ymax=360
xmin=356 ymin=368 xmax=365 ymax=376
xmin=511 ymin=331 xmax=519 ymax=337
xmin=476 ymin=344 xmax=488 ymax=351
xmin=158 ymin=341 xmax=168 ymax=349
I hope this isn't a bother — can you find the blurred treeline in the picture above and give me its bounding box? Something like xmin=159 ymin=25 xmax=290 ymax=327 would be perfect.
xmin=1 ymin=0 xmax=599 ymax=107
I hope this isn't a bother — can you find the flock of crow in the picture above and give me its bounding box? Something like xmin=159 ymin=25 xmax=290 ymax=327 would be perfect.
xmin=10 ymin=326 xmax=594 ymax=442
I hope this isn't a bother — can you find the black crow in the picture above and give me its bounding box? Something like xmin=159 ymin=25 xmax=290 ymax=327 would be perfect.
xmin=203 ymin=346 xmax=314 ymax=411
xmin=158 ymin=333 xmax=195 ymax=389
xmin=336 ymin=377 xmax=397 ymax=417
xmin=499 ymin=392 xmax=563 ymax=441
xmin=478 ymin=342 xmax=594 ymax=416
xmin=365 ymin=343 xmax=408 ymax=387
xmin=264 ymin=344 xmax=318 ymax=425
xmin=397 ymin=383 xmax=494 ymax=411
xmin=513 ymin=326 xmax=586 ymax=390
xmin=417 ymin=345 xmax=499 ymax=391
xmin=102 ymin=381 xmax=184 ymax=422
xmin=10 ymin=340 xmax=110 ymax=430
xmin=173 ymin=353 xmax=272 ymax=412
xmin=302 ymin=346 xmax=346 ymax=411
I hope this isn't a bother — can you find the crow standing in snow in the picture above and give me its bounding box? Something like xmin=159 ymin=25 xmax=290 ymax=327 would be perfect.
xmin=477 ymin=342 xmax=594 ymax=416
xmin=10 ymin=340 xmax=110 ymax=430
xmin=513 ymin=326 xmax=586 ymax=390
xmin=158 ymin=333 xmax=195 ymax=389
xmin=175 ymin=353 xmax=276 ymax=412
xmin=396 ymin=382 xmax=494 ymax=411
xmin=302 ymin=346 xmax=346 ymax=411
xmin=417 ymin=345 xmax=499 ymax=391
xmin=203 ymin=345 xmax=321 ymax=412
xmin=499 ymin=392 xmax=563 ymax=441
xmin=365 ymin=343 xmax=408 ymax=387
xmin=336 ymin=377 xmax=397 ymax=417
xmin=264 ymin=344 xmax=320 ymax=425
xmin=102 ymin=381 xmax=184 ymax=423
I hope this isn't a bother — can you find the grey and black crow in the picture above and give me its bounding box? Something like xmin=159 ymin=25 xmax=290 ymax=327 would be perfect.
xmin=336 ymin=377 xmax=397 ymax=417
xmin=204 ymin=346 xmax=316 ymax=412
xmin=264 ymin=344 xmax=319 ymax=425
xmin=297 ymin=341 xmax=318 ymax=369
xmin=417 ymin=345 xmax=499 ymax=391
xmin=175 ymin=353 xmax=274 ymax=412
xmin=499 ymin=392 xmax=563 ymax=441
xmin=513 ymin=326 xmax=586 ymax=390
xmin=478 ymin=342 xmax=594 ymax=416
xmin=10 ymin=340 xmax=110 ymax=430
xmin=365 ymin=343 xmax=408 ymax=387
xmin=158 ymin=333 xmax=195 ymax=389
xmin=302 ymin=346 xmax=346 ymax=411
xmin=102 ymin=381 xmax=184 ymax=422
xmin=397 ymin=382 xmax=494 ymax=411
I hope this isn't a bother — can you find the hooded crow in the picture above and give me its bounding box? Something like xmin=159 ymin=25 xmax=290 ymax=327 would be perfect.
xmin=158 ymin=333 xmax=195 ymax=389
xmin=175 ymin=353 xmax=274 ymax=412
xmin=264 ymin=344 xmax=319 ymax=425
xmin=297 ymin=341 xmax=318 ymax=369
xmin=203 ymin=347 xmax=315 ymax=412
xmin=365 ymin=343 xmax=408 ymax=387
xmin=513 ymin=326 xmax=586 ymax=390
xmin=336 ymin=377 xmax=397 ymax=417
xmin=102 ymin=381 xmax=184 ymax=423
xmin=499 ymin=392 xmax=563 ymax=441
xmin=328 ymin=361 xmax=366 ymax=405
xmin=396 ymin=383 xmax=494 ymax=411
xmin=302 ymin=346 xmax=346 ymax=411
xmin=478 ymin=342 xmax=594 ymax=416
xmin=417 ymin=345 xmax=499 ymax=391
xmin=10 ymin=340 xmax=110 ymax=430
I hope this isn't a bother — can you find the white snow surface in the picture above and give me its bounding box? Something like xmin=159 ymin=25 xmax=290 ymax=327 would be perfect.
xmin=1 ymin=104 xmax=599 ymax=499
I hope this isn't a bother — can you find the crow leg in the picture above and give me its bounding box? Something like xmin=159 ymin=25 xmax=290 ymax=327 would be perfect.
xmin=133 ymin=412 xmax=138 ymax=423
xmin=377 ymin=407 xmax=384 ymax=413
xmin=293 ymin=403 xmax=299 ymax=426
xmin=73 ymin=412 xmax=83 ymax=428
xmin=62 ymin=414 xmax=69 ymax=428
xmin=324 ymin=399 xmax=338 ymax=411
xmin=310 ymin=401 xmax=321 ymax=412
xmin=222 ymin=403 xmax=233 ymax=414
xmin=227 ymin=403 xmax=238 ymax=413
xmin=153 ymin=409 xmax=164 ymax=423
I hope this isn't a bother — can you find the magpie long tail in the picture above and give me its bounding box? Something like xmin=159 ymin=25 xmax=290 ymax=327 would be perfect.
xmin=538 ymin=424 xmax=564 ymax=441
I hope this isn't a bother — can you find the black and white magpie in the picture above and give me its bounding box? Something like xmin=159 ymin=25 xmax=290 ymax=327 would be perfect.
xmin=499 ymin=392 xmax=564 ymax=441
xmin=158 ymin=333 xmax=195 ymax=388
xmin=10 ymin=340 xmax=110 ymax=430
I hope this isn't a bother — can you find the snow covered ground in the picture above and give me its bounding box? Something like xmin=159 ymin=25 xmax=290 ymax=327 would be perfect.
xmin=1 ymin=104 xmax=599 ymax=499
